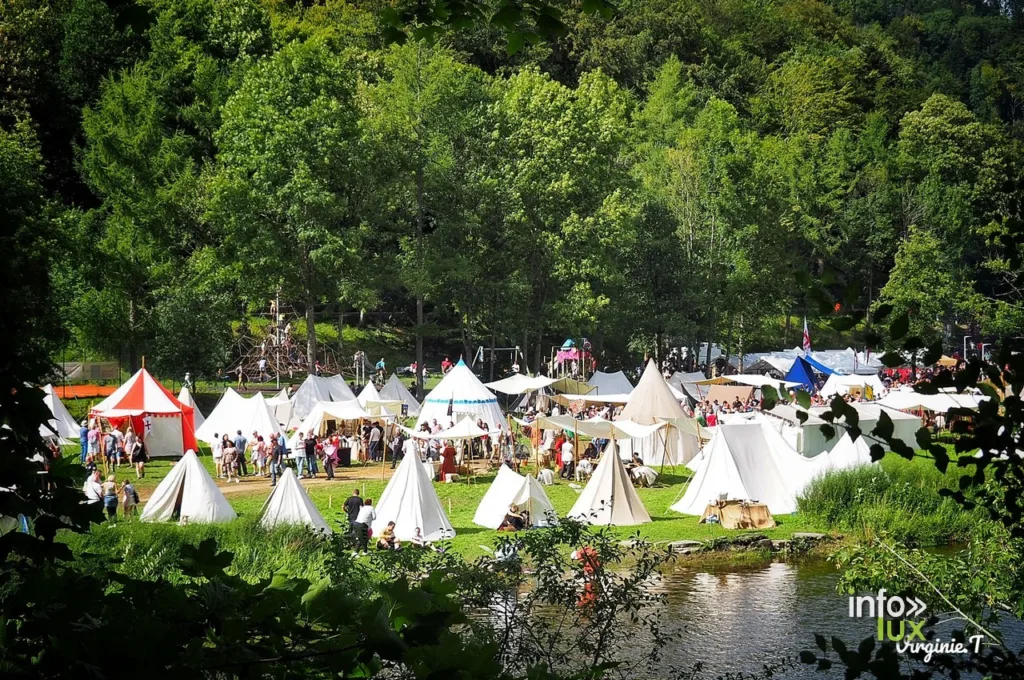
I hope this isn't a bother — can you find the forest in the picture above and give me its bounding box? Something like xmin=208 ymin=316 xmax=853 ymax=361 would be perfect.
xmin=3 ymin=0 xmax=1024 ymax=379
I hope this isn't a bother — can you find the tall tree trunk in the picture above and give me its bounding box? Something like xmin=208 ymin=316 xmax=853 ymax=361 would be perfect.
xmin=415 ymin=165 xmax=425 ymax=398
xmin=784 ymin=313 xmax=791 ymax=347
xmin=738 ymin=314 xmax=744 ymax=373
xmin=303 ymin=252 xmax=317 ymax=375
xmin=128 ymin=298 xmax=139 ymax=374
xmin=521 ymin=330 xmax=528 ymax=375
xmin=489 ymin=330 xmax=497 ymax=381
xmin=534 ymin=329 xmax=544 ymax=375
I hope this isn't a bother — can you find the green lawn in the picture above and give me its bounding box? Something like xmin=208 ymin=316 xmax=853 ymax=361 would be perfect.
xmin=94 ymin=455 xmax=825 ymax=560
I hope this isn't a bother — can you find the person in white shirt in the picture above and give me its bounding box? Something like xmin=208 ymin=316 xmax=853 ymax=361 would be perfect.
xmin=560 ymin=438 xmax=575 ymax=479
xmin=353 ymin=499 xmax=376 ymax=553
xmin=212 ymin=434 xmax=224 ymax=477
xmin=83 ymin=471 xmax=103 ymax=504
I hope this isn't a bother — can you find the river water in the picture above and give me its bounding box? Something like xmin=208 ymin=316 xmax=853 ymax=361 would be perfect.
xmin=649 ymin=558 xmax=1024 ymax=678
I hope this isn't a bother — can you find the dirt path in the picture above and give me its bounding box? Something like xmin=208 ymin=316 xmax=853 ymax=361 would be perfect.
xmin=137 ymin=465 xmax=400 ymax=502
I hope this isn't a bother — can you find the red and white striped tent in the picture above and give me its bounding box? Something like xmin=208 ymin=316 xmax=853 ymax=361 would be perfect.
xmin=90 ymin=368 xmax=197 ymax=457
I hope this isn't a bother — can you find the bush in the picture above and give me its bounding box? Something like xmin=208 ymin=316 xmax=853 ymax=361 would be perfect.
xmin=797 ymin=456 xmax=980 ymax=546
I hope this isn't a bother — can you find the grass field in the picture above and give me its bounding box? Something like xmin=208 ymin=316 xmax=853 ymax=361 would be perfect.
xmin=80 ymin=453 xmax=824 ymax=560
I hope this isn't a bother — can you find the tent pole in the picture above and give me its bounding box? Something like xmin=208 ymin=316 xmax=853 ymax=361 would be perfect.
xmin=381 ymin=416 xmax=392 ymax=482
xmin=659 ymin=425 xmax=669 ymax=476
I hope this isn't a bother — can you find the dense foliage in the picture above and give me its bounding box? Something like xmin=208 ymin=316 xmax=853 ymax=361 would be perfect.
xmin=3 ymin=0 xmax=1022 ymax=376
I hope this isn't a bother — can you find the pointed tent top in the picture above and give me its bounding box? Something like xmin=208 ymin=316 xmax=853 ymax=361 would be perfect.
xmin=456 ymin=358 xmax=467 ymax=367
xmin=92 ymin=368 xmax=191 ymax=416
xmin=380 ymin=373 xmax=421 ymax=416
xmin=140 ymin=450 xmax=236 ymax=524
xmin=42 ymin=384 xmax=81 ymax=438
xmin=177 ymin=386 xmax=206 ymax=427
xmin=357 ymin=382 xmax=381 ymax=405
xmin=260 ymin=467 xmax=333 ymax=533
xmin=569 ymin=444 xmax=651 ymax=526
xmin=619 ymin=359 xmax=686 ymax=425
xmin=372 ymin=452 xmax=455 ymax=542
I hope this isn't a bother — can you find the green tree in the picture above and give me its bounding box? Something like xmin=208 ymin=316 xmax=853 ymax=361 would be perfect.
xmin=209 ymin=39 xmax=368 ymax=374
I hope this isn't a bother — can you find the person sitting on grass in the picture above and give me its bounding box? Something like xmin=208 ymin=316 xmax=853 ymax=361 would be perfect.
xmin=376 ymin=521 xmax=400 ymax=551
xmin=498 ymin=504 xmax=527 ymax=532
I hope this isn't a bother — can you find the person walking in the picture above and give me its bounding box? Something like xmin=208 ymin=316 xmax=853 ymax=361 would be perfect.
xmin=127 ymin=430 xmax=147 ymax=479
xmin=233 ymin=430 xmax=249 ymax=477
xmin=121 ymin=479 xmax=139 ymax=517
xmin=352 ymin=498 xmax=376 ymax=554
xmin=101 ymin=475 xmax=119 ymax=520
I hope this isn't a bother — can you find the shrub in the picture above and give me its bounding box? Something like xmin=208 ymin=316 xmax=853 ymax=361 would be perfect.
xmin=797 ymin=456 xmax=980 ymax=546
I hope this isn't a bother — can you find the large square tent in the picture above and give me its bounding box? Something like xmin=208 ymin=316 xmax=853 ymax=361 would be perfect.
xmin=91 ymin=368 xmax=197 ymax=457
xmin=415 ymin=360 xmax=505 ymax=435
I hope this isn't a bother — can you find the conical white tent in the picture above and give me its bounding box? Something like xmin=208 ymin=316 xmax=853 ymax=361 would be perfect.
xmin=266 ymin=388 xmax=293 ymax=427
xmin=140 ymin=450 xmax=236 ymax=523
xmin=672 ymin=422 xmax=829 ymax=516
xmin=473 ymin=465 xmax=557 ymax=529
xmin=380 ymin=373 xmax=421 ymax=416
xmin=569 ymin=443 xmax=651 ymax=526
xmin=617 ymin=360 xmax=690 ymax=466
xmin=828 ymin=432 xmax=876 ymax=470
xmin=42 ymin=384 xmax=80 ymax=439
xmin=372 ymin=451 xmax=455 ymax=542
xmin=415 ymin=360 xmax=504 ymax=435
xmin=195 ymin=390 xmax=286 ymax=447
xmin=177 ymin=386 xmax=205 ymax=428
xmin=587 ymin=370 xmax=634 ymax=395
xmin=291 ymin=375 xmax=357 ymax=421
xmin=259 ymin=468 xmax=332 ymax=533
xmin=357 ymin=382 xmax=381 ymax=404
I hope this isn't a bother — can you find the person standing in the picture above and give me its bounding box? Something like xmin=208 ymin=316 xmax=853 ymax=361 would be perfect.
xmin=390 ymin=431 xmax=405 ymax=469
xmin=212 ymin=433 xmax=224 ymax=478
xmin=269 ymin=433 xmax=284 ymax=486
xmin=343 ymin=488 xmax=362 ymax=533
xmin=79 ymin=420 xmax=89 ymax=463
xmin=233 ymin=430 xmax=249 ymax=477
xmin=83 ymin=470 xmax=103 ymax=504
xmin=222 ymin=439 xmax=239 ymax=484
xmin=353 ymin=498 xmax=376 ymax=554
xmin=368 ymin=423 xmax=382 ymax=462
xmin=302 ymin=432 xmax=317 ymax=478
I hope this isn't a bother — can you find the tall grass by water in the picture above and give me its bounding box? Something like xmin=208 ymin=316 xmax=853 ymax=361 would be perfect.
xmin=797 ymin=456 xmax=979 ymax=546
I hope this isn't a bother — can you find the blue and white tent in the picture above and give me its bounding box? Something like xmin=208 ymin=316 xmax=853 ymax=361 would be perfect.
xmin=414 ymin=360 xmax=505 ymax=435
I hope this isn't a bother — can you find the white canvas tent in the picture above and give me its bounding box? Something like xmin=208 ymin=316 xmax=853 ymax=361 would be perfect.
xmin=140 ymin=450 xmax=236 ymax=523
xmin=259 ymin=468 xmax=332 ymax=533
xmin=879 ymin=387 xmax=986 ymax=412
xmin=177 ymin=386 xmax=205 ymax=429
xmin=828 ymin=432 xmax=876 ymax=469
xmin=617 ymin=359 xmax=691 ymax=466
xmin=291 ymin=375 xmax=357 ymax=421
xmin=380 ymin=373 xmax=421 ymax=416
xmin=808 ymin=403 xmax=920 ymax=451
xmin=587 ymin=371 xmax=634 ymax=395
xmin=473 ymin=465 xmax=556 ymax=529
xmin=402 ymin=415 xmax=499 ymax=441
xmin=195 ymin=391 xmax=287 ymax=447
xmin=673 ymin=422 xmax=830 ymax=516
xmin=415 ymin=360 xmax=505 ymax=436
xmin=357 ymin=382 xmax=402 ymax=416
xmin=288 ymin=400 xmax=377 ymax=449
xmin=42 ymin=384 xmax=80 ymax=439
xmin=266 ymin=388 xmax=293 ymax=427
xmin=568 ymin=444 xmax=651 ymax=526
xmin=372 ymin=451 xmax=455 ymax=542
xmin=819 ymin=373 xmax=886 ymax=399
xmin=90 ymin=368 xmax=197 ymax=457
xmin=761 ymin=405 xmax=837 ymax=457
xmin=484 ymin=373 xmax=557 ymax=395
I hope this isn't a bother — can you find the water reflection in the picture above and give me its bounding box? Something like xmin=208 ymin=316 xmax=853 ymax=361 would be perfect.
xmin=653 ymin=560 xmax=878 ymax=678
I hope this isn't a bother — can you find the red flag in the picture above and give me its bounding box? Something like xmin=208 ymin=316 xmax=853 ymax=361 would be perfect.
xmin=802 ymin=317 xmax=812 ymax=352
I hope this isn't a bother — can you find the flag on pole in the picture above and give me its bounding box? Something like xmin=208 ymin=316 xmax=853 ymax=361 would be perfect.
xmin=802 ymin=317 xmax=812 ymax=353
xmin=447 ymin=396 xmax=454 ymax=417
